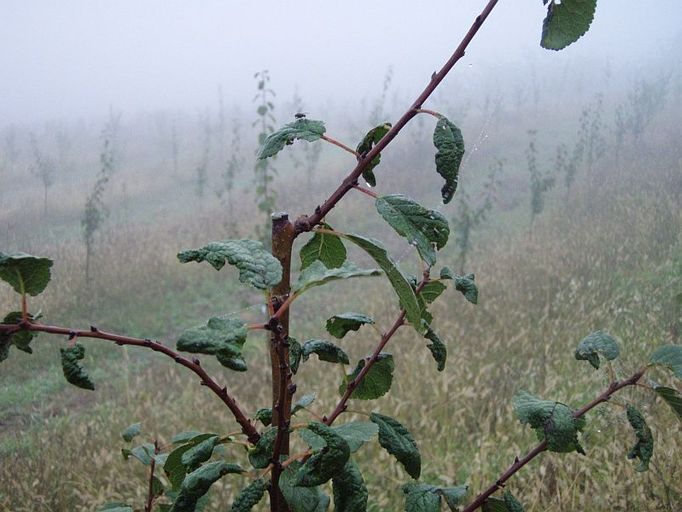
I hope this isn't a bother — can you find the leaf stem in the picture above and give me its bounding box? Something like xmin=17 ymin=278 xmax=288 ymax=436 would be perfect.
xmin=415 ymin=108 xmax=442 ymax=119
xmin=271 ymin=293 xmax=298 ymax=321
xmin=320 ymin=134 xmax=359 ymax=156
xmin=144 ymin=440 xmax=159 ymax=512
xmin=352 ymin=184 xmax=379 ymax=199
xmin=0 ymin=321 xmax=261 ymax=444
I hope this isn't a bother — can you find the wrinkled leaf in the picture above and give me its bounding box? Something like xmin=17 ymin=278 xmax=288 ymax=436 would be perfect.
xmin=181 ymin=436 xmax=219 ymax=471
xmin=402 ymin=483 xmax=441 ymax=512
xmin=575 ymin=330 xmax=620 ymax=369
xmin=541 ymin=0 xmax=597 ymax=51
xmin=425 ymin=328 xmax=446 ymax=372
xmin=165 ymin=434 xmax=219 ymax=489
xmin=229 ymin=478 xmax=269 ymax=512
xmin=257 ymin=118 xmax=325 ymax=159
xmin=248 ymin=427 xmax=276 ymax=469
xmin=290 ymin=337 xmax=302 ymax=374
xmin=299 ymin=421 xmax=378 ymax=453
xmin=356 ymin=123 xmax=392 ymax=187
xmin=171 ymin=462 xmax=242 ymax=512
xmin=370 ymin=412 xmax=421 ymax=479
xmin=333 ymin=460 xmax=368 ymax=512
xmin=420 ymin=281 xmax=447 ymax=305
xmin=280 ymin=461 xmax=331 ymax=512
xmin=482 ymin=490 xmax=524 ymax=512
xmin=121 ymin=423 xmax=142 ymax=442
xmin=300 ymin=225 xmax=347 ymax=270
xmin=293 ymin=261 xmax=380 ymax=295
xmin=0 ymin=311 xmax=39 ymax=362
xmin=649 ymin=345 xmax=682 ymax=378
xmin=255 ymin=408 xmax=273 ymax=426
xmin=177 ymin=317 xmax=247 ymax=371
xmin=302 ymin=339 xmax=350 ymax=365
xmin=375 ymin=194 xmax=449 ymax=267
xmin=438 ymin=486 xmax=469 ymax=511
xmin=339 ymin=353 xmax=394 ymax=400
xmin=326 ymin=312 xmax=374 ymax=339
xmin=344 ymin=234 xmax=423 ymax=331
xmin=654 ymin=385 xmax=682 ymax=421
xmin=512 ymin=391 xmax=585 ymax=454
xmin=440 ymin=268 xmax=478 ymax=304
xmin=626 ymin=405 xmax=653 ymax=472
xmin=433 ymin=116 xmax=464 ymax=204
xmin=0 ymin=251 xmax=53 ymax=296
xmin=178 ymin=240 xmax=282 ymax=290
xmin=295 ymin=422 xmax=350 ymax=487
xmin=60 ymin=343 xmax=95 ymax=390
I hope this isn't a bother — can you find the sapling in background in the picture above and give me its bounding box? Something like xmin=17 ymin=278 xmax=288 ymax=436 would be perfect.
xmin=1 ymin=1 xmax=681 ymax=512
xmin=194 ymin=110 xmax=212 ymax=199
xmin=253 ymin=70 xmax=278 ymax=241
xmin=28 ymin=132 xmax=57 ymax=217
xmin=526 ymin=129 xmax=555 ymax=229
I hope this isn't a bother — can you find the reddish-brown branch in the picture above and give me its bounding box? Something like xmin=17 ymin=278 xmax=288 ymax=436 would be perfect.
xmin=460 ymin=368 xmax=647 ymax=512
xmin=0 ymin=321 xmax=260 ymax=444
xmin=352 ymin=184 xmax=379 ymax=199
xmin=320 ymin=134 xmax=359 ymax=156
xmin=293 ymin=0 xmax=500 ymax=235
xmin=324 ymin=273 xmax=429 ymax=426
xmin=144 ymin=440 xmax=159 ymax=512
xmin=415 ymin=108 xmax=442 ymax=119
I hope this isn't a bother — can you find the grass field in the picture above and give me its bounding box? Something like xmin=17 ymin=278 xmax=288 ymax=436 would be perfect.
xmin=1 ymin=82 xmax=681 ymax=511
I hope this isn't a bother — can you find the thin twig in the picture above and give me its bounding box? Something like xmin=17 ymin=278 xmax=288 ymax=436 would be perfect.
xmin=144 ymin=440 xmax=159 ymax=512
xmin=352 ymin=184 xmax=379 ymax=199
xmin=320 ymin=134 xmax=359 ymax=156
xmin=0 ymin=321 xmax=261 ymax=444
xmin=415 ymin=108 xmax=441 ymax=118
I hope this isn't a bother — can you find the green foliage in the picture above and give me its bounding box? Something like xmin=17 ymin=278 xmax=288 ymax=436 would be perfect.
xmin=541 ymin=0 xmax=597 ymax=51
xmin=253 ymin=69 xmax=278 ymax=234
xmin=339 ymin=354 xmax=394 ymax=400
xmin=230 ymin=478 xmax=268 ymax=512
xmin=0 ymin=251 xmax=53 ymax=296
xmin=332 ymin=460 xmax=368 ymax=512
xmin=433 ymin=115 xmax=465 ymax=204
xmin=122 ymin=443 xmax=155 ymax=465
xmin=344 ymin=234 xmax=423 ymax=331
xmin=440 ymin=268 xmax=478 ymax=304
xmin=0 ymin=311 xmax=39 ymax=362
xmin=176 ymin=317 xmax=248 ymax=371
xmin=482 ymin=490 xmax=524 ymax=512
xmin=299 ymin=421 xmax=378 ymax=453
xmin=356 ymin=122 xmax=392 ymax=187
xmin=295 ymin=422 xmax=350 ymax=487
xmin=526 ymin=130 xmax=555 ymax=222
xmin=289 ymin=337 xmax=303 ymax=374
xmin=402 ymin=483 xmax=468 ymax=512
xmin=98 ymin=504 xmax=133 ymax=512
xmin=60 ymin=343 xmax=95 ymax=390
xmin=181 ymin=436 xmax=219 ymax=471
xmin=248 ymin=427 xmax=276 ymax=469
xmin=301 ymin=339 xmax=350 ymax=365
xmin=258 ymin=118 xmax=325 ymax=159
xmin=170 ymin=462 xmax=241 ymax=512
xmin=574 ymin=330 xmax=620 ymax=369
xmin=625 ymin=405 xmax=653 ymax=472
xmin=419 ymin=281 xmax=446 ymax=305
xmin=375 ymin=194 xmax=449 ymax=267
xmin=424 ymin=328 xmax=446 ymax=371
xmin=121 ymin=423 xmax=142 ymax=442
xmin=280 ymin=462 xmax=331 ymax=512
xmin=300 ymin=224 xmax=347 ymax=270
xmin=325 ymin=313 xmax=374 ymax=339
xmin=653 ymin=385 xmax=682 ymax=421
xmin=292 ymin=261 xmax=380 ymax=295
xmin=370 ymin=412 xmax=421 ymax=479
xmin=177 ymin=239 xmax=282 ymax=290
xmin=255 ymin=408 xmax=273 ymax=427
xmin=164 ymin=434 xmax=222 ymax=489
xmin=512 ymin=391 xmax=586 ymax=454
xmin=649 ymin=345 xmax=682 ymax=378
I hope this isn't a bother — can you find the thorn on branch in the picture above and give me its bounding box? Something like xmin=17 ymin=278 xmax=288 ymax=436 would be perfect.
xmin=90 ymin=325 xmax=99 ymax=332
xmin=192 ymin=357 xmax=200 ymax=365
xmin=68 ymin=331 xmax=76 ymax=340
xmin=288 ymin=383 xmax=297 ymax=395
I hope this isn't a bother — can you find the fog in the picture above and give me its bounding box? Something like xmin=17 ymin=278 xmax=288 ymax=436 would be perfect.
xmin=2 ymin=0 xmax=681 ymax=124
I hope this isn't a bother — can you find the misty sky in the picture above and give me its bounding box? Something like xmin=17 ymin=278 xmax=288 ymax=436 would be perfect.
xmin=1 ymin=1 xmax=680 ymax=124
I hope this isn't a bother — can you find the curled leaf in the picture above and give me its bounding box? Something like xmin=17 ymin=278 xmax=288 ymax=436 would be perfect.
xmin=433 ymin=116 xmax=464 ymax=204
xmin=356 ymin=122 xmax=392 ymax=187
xmin=60 ymin=343 xmax=95 ymax=390
xmin=626 ymin=405 xmax=653 ymax=472
xmin=575 ymin=330 xmax=620 ymax=369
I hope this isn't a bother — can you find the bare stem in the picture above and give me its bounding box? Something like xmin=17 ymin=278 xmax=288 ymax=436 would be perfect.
xmin=461 ymin=368 xmax=647 ymax=512
xmin=415 ymin=108 xmax=442 ymax=118
xmin=320 ymin=134 xmax=359 ymax=156
xmin=144 ymin=440 xmax=159 ymax=512
xmin=293 ymin=0 xmax=500 ymax=235
xmin=0 ymin=321 xmax=260 ymax=444
xmin=352 ymin=184 xmax=379 ymax=199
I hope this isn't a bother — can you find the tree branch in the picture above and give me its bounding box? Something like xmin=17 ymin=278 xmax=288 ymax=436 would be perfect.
xmin=293 ymin=0 xmax=500 ymax=235
xmin=461 ymin=368 xmax=647 ymax=512
xmin=0 ymin=321 xmax=261 ymax=444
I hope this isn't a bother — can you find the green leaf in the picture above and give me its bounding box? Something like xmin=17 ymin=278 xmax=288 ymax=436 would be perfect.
xmin=293 ymin=261 xmax=380 ymax=295
xmin=649 ymin=345 xmax=682 ymax=378
xmin=402 ymin=483 xmax=441 ymax=512
xmin=344 ymin=234 xmax=423 ymax=331
xmin=177 ymin=317 xmax=248 ymax=371
xmin=177 ymin=240 xmax=282 ymax=290
xmin=370 ymin=412 xmax=421 ymax=479
xmin=0 ymin=251 xmax=53 ymax=296
xmin=229 ymin=478 xmax=269 ymax=512
xmin=654 ymin=385 xmax=682 ymax=421
xmin=356 ymin=122 xmax=392 ymax=187
xmin=302 ymin=339 xmax=350 ymax=365
xmin=575 ymin=330 xmax=620 ymax=370
xmin=375 ymin=194 xmax=449 ymax=267
xmin=425 ymin=328 xmax=446 ymax=372
xmin=171 ymin=462 xmax=242 ymax=512
xmin=121 ymin=423 xmax=142 ymax=442
xmin=432 ymin=115 xmax=464 ymax=204
xmin=326 ymin=313 xmax=374 ymax=339
xmin=290 ymin=336 xmax=302 ymax=375
xmin=295 ymin=422 xmax=350 ymax=487
xmin=98 ymin=503 xmax=133 ymax=512
xmin=248 ymin=427 xmax=276 ymax=469
xmin=541 ymin=0 xmax=597 ymax=51
xmin=0 ymin=311 xmax=39 ymax=362
xmin=257 ymin=118 xmax=325 ymax=159
xmin=280 ymin=462 xmax=331 ymax=512
xmin=300 ymin=224 xmax=347 ymax=270
xmin=482 ymin=490 xmax=524 ymax=512
xmin=438 ymin=486 xmax=469 ymax=511
xmin=122 ymin=443 xmax=155 ymax=466
xmin=626 ymin=405 xmax=653 ymax=472
xmin=420 ymin=281 xmax=447 ymax=305
xmin=513 ymin=391 xmax=586 ymax=454
xmin=164 ymin=434 xmax=218 ymax=489
xmin=181 ymin=436 xmax=219 ymax=471
xmin=151 ymin=476 xmax=165 ymax=499
xmin=171 ymin=432 xmax=209 ymax=444
xmin=299 ymin=421 xmax=378 ymax=453
xmin=339 ymin=353 xmax=394 ymax=400
xmin=292 ymin=393 xmax=317 ymax=415
xmin=332 ymin=460 xmax=368 ymax=512
xmin=60 ymin=343 xmax=95 ymax=390
xmin=255 ymin=408 xmax=272 ymax=426
xmin=440 ymin=268 xmax=478 ymax=304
